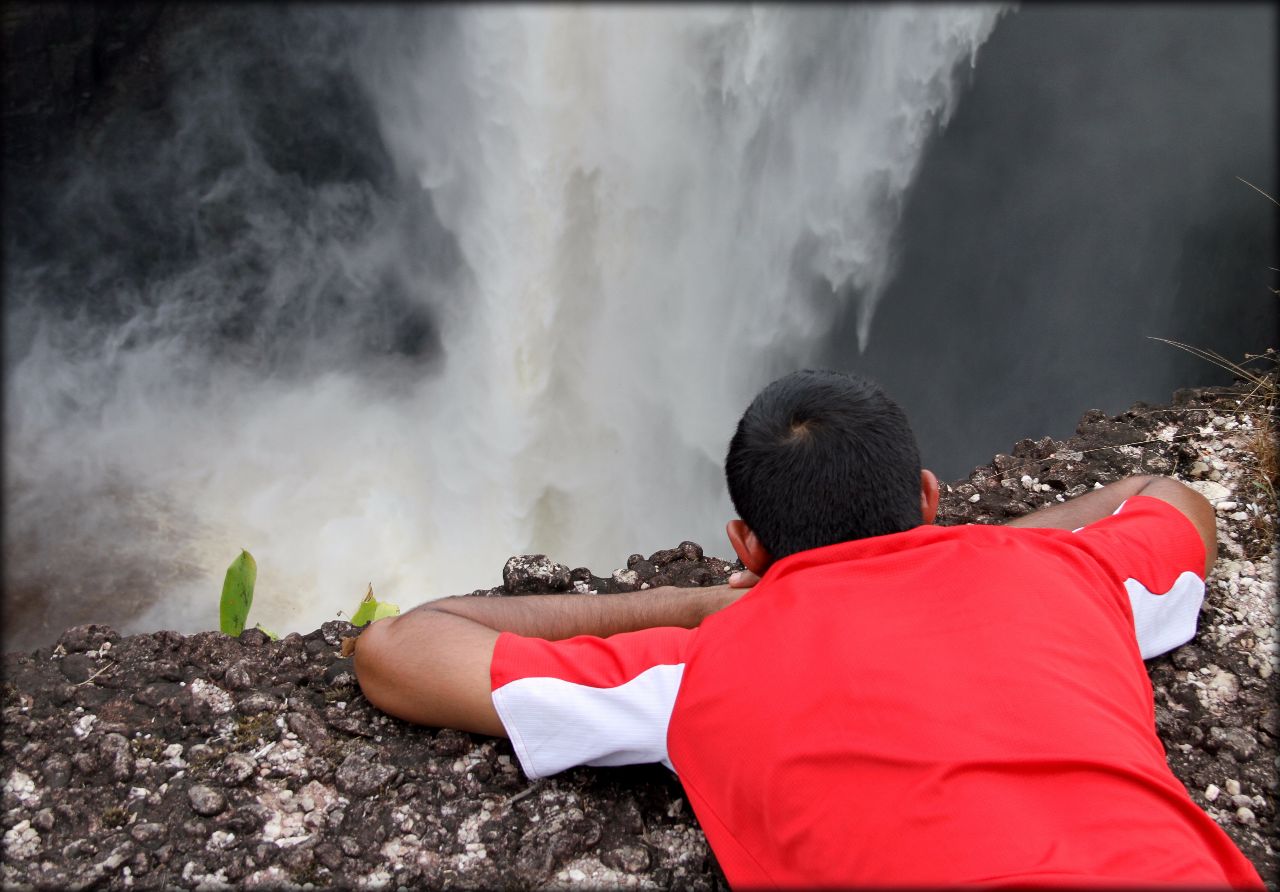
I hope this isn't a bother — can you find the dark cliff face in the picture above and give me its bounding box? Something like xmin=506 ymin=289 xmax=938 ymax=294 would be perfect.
xmin=1 ymin=381 xmax=1276 ymax=889
xmin=2 ymin=4 xmax=199 ymax=201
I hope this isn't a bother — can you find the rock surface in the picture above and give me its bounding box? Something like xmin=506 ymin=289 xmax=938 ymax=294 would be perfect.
xmin=2 ymin=380 xmax=1276 ymax=889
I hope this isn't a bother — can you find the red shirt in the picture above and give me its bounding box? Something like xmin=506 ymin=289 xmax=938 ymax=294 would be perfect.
xmin=490 ymin=497 xmax=1263 ymax=887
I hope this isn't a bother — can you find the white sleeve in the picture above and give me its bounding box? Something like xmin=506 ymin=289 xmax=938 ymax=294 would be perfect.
xmin=1125 ymin=572 xmax=1205 ymax=660
xmin=492 ymin=663 xmax=685 ymax=780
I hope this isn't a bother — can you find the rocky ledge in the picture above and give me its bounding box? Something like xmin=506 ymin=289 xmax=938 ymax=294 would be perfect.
xmin=2 ymin=380 xmax=1276 ymax=890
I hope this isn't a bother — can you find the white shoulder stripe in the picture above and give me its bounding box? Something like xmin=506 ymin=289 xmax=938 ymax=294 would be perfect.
xmin=492 ymin=663 xmax=685 ymax=780
xmin=1126 ymin=571 xmax=1205 ymax=660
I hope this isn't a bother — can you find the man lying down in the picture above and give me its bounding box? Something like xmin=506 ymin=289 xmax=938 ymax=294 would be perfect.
xmin=354 ymin=369 xmax=1263 ymax=889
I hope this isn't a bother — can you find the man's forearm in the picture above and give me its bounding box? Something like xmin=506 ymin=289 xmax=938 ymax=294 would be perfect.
xmin=403 ymin=583 xmax=742 ymax=641
xmin=1004 ymin=473 xmax=1216 ymax=575
xmin=1003 ymin=476 xmax=1151 ymax=531
xmin=353 ymin=583 xmax=743 ymax=736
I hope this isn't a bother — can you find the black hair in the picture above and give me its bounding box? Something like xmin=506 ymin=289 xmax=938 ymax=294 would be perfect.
xmin=724 ymin=369 xmax=924 ymax=559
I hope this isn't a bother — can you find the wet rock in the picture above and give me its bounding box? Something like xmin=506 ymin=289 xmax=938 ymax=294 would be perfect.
xmin=41 ymin=752 xmax=71 ymax=788
xmin=98 ymin=733 xmax=133 ymax=782
xmin=503 ymin=554 xmax=573 ymax=594
xmin=224 ymin=659 xmax=256 ymax=690
xmin=235 ymin=692 xmax=281 ymax=716
xmin=603 ymin=844 xmax=653 ymax=873
xmin=679 ymin=541 xmax=704 ymax=562
xmin=322 ymin=659 xmax=356 ymax=687
xmin=71 ymin=751 xmax=98 ymax=776
xmin=129 ymin=823 xmax=167 ymax=847
xmin=58 ymin=653 xmax=98 ymax=684
xmin=612 ymin=568 xmax=640 ymax=592
xmin=1206 ymin=727 xmax=1259 ymax=762
xmin=335 ymin=751 xmax=397 ymax=797
xmin=238 ymin=628 xmax=271 ymax=648
xmin=631 ymin=559 xmax=658 ymax=580
xmin=30 ymin=808 xmax=55 ymax=833
xmin=187 ymin=784 xmax=227 ymax=817
xmin=217 ymin=753 xmax=257 ymax=787
xmin=132 ymin=681 xmax=183 ymax=708
xmin=56 ymin=624 xmax=121 ymax=654
xmin=151 ymin=660 xmax=183 ymax=682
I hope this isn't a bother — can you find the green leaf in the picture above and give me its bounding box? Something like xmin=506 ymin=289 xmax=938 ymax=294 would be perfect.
xmin=253 ymin=623 xmax=279 ymax=641
xmin=219 ymin=549 xmax=257 ymax=637
xmin=372 ymin=601 xmax=401 ymax=621
xmin=350 ymin=584 xmax=400 ymax=627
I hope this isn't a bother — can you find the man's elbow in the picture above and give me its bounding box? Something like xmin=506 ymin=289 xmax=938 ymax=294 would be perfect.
xmin=1136 ymin=475 xmax=1218 ymax=576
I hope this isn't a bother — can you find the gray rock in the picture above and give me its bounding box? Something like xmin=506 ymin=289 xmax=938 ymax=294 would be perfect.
xmin=56 ymin=624 xmax=121 ymax=654
xmin=217 ymin=753 xmax=257 ymax=787
xmin=224 ymin=659 xmax=255 ymax=690
xmin=187 ymin=784 xmax=227 ymax=817
xmin=42 ymin=752 xmax=72 ymax=789
xmin=335 ymin=752 xmax=397 ymax=797
xmin=503 ymin=554 xmax=573 ymax=594
xmin=603 ymin=844 xmax=653 ymax=874
xmin=59 ymin=653 xmax=98 ymax=684
xmin=129 ymin=823 xmax=167 ymax=847
xmin=1206 ymin=726 xmax=1258 ymax=762
xmin=235 ymin=692 xmax=282 ymax=715
xmin=98 ymin=732 xmax=133 ymax=782
xmin=285 ymin=710 xmax=329 ymax=747
xmin=71 ymin=751 xmax=98 ymax=776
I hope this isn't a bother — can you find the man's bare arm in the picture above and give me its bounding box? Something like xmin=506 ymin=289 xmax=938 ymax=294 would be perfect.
xmin=353 ymin=584 xmax=744 ymax=735
xmin=1004 ymin=474 xmax=1216 ymax=576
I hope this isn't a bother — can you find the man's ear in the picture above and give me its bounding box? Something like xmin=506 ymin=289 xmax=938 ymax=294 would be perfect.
xmin=726 ymin=519 xmax=773 ymax=577
xmin=920 ymin=469 xmax=941 ymax=525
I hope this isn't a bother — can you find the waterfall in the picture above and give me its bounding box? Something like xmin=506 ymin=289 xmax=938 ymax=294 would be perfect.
xmin=3 ymin=5 xmax=1003 ymax=645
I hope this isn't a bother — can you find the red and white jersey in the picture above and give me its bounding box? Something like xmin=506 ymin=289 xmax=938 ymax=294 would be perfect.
xmin=489 ymin=496 xmax=1263 ymax=888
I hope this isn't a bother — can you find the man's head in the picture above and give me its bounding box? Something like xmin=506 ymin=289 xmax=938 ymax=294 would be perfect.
xmin=724 ymin=369 xmax=939 ymax=573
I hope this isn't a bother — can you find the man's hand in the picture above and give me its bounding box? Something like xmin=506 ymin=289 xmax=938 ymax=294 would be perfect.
xmin=1004 ymin=475 xmax=1216 ymax=577
xmin=353 ymin=583 xmax=746 ymax=735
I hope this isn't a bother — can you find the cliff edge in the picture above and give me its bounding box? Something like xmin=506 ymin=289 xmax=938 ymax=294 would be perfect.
xmin=3 ymin=381 xmax=1276 ymax=889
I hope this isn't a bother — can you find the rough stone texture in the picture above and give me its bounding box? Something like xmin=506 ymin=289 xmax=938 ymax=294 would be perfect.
xmin=502 ymin=555 xmax=573 ymax=596
xmin=2 ymin=380 xmax=1276 ymax=889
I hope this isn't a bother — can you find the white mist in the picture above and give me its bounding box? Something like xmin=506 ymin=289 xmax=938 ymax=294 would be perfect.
xmin=4 ymin=6 xmax=1003 ymax=642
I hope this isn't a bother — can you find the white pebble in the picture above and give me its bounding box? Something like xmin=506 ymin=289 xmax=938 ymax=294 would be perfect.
xmin=1204 ymin=783 xmax=1220 ymax=801
xmin=72 ymin=714 xmax=98 ymax=739
xmin=1215 ymin=501 xmax=1238 ymax=512
xmin=1225 ymin=778 xmax=1242 ymax=796
xmin=1230 ymin=511 xmax=1248 ymax=521
xmin=1235 ymin=807 xmax=1256 ymax=825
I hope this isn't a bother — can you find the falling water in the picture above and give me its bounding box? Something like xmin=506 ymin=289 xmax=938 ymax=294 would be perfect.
xmin=3 ymin=6 xmax=1004 ymax=646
